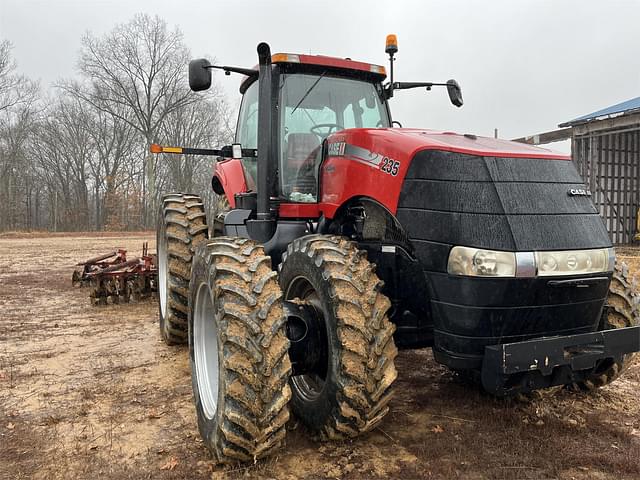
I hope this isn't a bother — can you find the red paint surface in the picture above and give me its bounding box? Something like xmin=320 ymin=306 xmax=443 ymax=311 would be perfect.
xmin=213 ymin=128 xmax=570 ymax=221
xmin=273 ymin=53 xmax=386 ymax=79
xmin=213 ymin=158 xmax=249 ymax=208
xmin=241 ymin=54 xmax=387 ymax=92
xmin=318 ymin=128 xmax=570 ymax=218
xmin=278 ymin=203 xmax=321 ymax=218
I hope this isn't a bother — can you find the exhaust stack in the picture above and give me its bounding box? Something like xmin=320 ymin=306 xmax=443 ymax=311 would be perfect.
xmin=247 ymin=42 xmax=276 ymax=242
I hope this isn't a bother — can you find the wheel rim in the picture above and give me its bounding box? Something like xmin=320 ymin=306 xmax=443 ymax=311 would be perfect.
xmin=286 ymin=276 xmax=328 ymax=401
xmin=158 ymin=222 xmax=168 ymax=318
xmin=194 ymin=282 xmax=219 ymax=420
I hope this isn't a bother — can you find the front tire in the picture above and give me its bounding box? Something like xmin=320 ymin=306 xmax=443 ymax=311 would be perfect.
xmin=189 ymin=237 xmax=291 ymax=463
xmin=157 ymin=193 xmax=208 ymax=345
xmin=575 ymin=261 xmax=639 ymax=390
xmin=279 ymin=235 xmax=398 ymax=439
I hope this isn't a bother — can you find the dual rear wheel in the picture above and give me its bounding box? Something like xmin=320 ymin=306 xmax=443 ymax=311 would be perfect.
xmin=153 ymin=196 xmax=398 ymax=464
xmin=575 ymin=261 xmax=639 ymax=390
xmin=157 ymin=193 xmax=208 ymax=344
xmin=182 ymin=234 xmax=397 ymax=462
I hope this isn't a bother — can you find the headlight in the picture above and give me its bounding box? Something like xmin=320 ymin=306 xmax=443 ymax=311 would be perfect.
xmin=447 ymin=246 xmax=516 ymax=277
xmin=447 ymin=246 xmax=615 ymax=278
xmin=535 ymin=248 xmax=613 ymax=276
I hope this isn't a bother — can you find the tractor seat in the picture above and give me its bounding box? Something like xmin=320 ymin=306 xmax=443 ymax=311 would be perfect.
xmin=286 ymin=133 xmax=321 ymax=169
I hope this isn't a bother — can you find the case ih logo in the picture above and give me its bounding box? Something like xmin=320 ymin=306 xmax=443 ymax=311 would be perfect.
xmin=327 ymin=142 xmax=346 ymax=157
xmin=568 ymin=188 xmax=592 ymax=197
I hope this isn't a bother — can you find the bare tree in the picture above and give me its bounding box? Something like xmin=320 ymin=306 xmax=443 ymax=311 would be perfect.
xmin=86 ymin=106 xmax=138 ymax=229
xmin=0 ymin=102 xmax=39 ymax=229
xmin=0 ymin=41 xmax=40 ymax=230
xmin=31 ymin=95 xmax=94 ymax=230
xmin=159 ymin=96 xmax=230 ymax=190
xmin=62 ymin=14 xmax=197 ymax=225
xmin=0 ymin=16 xmax=233 ymax=233
xmin=0 ymin=40 xmax=38 ymax=113
xmin=158 ymin=96 xmax=233 ymax=222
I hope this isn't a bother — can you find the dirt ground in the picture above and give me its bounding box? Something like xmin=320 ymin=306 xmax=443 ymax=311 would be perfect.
xmin=1 ymin=233 xmax=639 ymax=480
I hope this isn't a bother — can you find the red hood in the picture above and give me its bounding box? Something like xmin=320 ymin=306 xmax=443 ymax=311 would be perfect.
xmin=319 ymin=127 xmax=571 ymax=219
xmin=328 ymin=128 xmax=570 ymax=161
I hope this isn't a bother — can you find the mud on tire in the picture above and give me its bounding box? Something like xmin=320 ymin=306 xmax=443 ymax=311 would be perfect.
xmin=576 ymin=260 xmax=640 ymax=390
xmin=279 ymin=235 xmax=398 ymax=439
xmin=157 ymin=193 xmax=208 ymax=345
xmin=189 ymin=237 xmax=291 ymax=463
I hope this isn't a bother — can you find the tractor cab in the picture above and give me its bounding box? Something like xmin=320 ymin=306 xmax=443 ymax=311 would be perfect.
xmin=235 ymin=54 xmax=391 ymax=205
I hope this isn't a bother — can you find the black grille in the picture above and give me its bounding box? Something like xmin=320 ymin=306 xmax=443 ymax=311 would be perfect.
xmin=396 ymin=150 xmax=612 ymax=270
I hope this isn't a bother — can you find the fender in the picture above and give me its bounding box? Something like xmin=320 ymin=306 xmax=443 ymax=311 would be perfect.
xmin=212 ymin=158 xmax=253 ymax=208
xmin=319 ymin=129 xmax=425 ymax=218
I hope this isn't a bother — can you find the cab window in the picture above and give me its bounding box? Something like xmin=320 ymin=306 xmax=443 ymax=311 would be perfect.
xmin=235 ymin=80 xmax=259 ymax=187
xmin=279 ymin=73 xmax=389 ymax=203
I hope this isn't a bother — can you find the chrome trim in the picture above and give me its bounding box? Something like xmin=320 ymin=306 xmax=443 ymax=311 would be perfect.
xmin=515 ymin=252 xmax=536 ymax=278
xmin=608 ymin=247 xmax=616 ymax=271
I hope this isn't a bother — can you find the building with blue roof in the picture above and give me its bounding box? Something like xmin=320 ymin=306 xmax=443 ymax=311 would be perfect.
xmin=559 ymin=97 xmax=640 ymax=127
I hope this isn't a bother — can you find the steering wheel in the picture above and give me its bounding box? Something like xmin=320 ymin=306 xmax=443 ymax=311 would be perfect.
xmin=310 ymin=123 xmax=344 ymax=138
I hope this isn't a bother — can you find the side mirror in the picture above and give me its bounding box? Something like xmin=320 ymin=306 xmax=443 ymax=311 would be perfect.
xmin=446 ymin=79 xmax=463 ymax=107
xmin=189 ymin=58 xmax=212 ymax=92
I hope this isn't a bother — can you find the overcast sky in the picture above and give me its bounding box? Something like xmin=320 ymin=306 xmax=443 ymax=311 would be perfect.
xmin=2 ymin=0 xmax=640 ymax=153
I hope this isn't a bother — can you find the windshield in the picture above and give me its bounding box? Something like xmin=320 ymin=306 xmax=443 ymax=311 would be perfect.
xmin=279 ymin=73 xmax=389 ymax=203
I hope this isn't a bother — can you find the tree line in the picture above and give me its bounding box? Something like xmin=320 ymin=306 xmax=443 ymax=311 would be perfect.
xmin=0 ymin=14 xmax=232 ymax=232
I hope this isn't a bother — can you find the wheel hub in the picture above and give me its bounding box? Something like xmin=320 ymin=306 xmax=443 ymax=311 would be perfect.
xmin=284 ymin=301 xmax=328 ymax=378
xmin=284 ymin=275 xmax=330 ymax=402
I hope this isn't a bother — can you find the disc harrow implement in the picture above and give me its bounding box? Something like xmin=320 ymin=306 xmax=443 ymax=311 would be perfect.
xmin=72 ymin=243 xmax=157 ymax=305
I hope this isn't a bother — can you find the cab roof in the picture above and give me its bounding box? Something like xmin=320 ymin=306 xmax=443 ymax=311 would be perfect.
xmin=240 ymin=53 xmax=387 ymax=93
xmin=270 ymin=53 xmax=386 ymax=79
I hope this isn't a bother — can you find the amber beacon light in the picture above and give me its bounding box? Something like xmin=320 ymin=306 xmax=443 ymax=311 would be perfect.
xmin=385 ymin=34 xmax=398 ymax=55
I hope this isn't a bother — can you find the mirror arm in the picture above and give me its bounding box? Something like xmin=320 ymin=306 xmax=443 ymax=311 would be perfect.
xmin=385 ymin=82 xmax=441 ymax=98
xmin=392 ymin=81 xmax=450 ymax=90
xmin=206 ymin=64 xmax=258 ymax=77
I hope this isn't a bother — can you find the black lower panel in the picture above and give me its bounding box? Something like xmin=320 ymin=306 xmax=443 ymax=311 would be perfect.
xmin=427 ymin=272 xmax=610 ymax=308
xmin=426 ymin=272 xmax=609 ymax=369
xmin=433 ymin=299 xmax=605 ymax=342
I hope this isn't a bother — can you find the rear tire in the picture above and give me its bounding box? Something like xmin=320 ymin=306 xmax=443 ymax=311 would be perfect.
xmin=279 ymin=235 xmax=398 ymax=439
xmin=157 ymin=193 xmax=208 ymax=345
xmin=189 ymin=237 xmax=291 ymax=463
xmin=575 ymin=261 xmax=639 ymax=390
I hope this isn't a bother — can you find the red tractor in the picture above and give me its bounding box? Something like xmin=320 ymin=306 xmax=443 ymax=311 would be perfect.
xmin=153 ymin=36 xmax=640 ymax=463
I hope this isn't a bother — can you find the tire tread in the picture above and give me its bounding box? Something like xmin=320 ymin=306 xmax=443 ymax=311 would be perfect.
xmin=282 ymin=234 xmax=398 ymax=440
xmin=195 ymin=237 xmax=292 ymax=463
xmin=159 ymin=192 xmax=208 ymax=345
